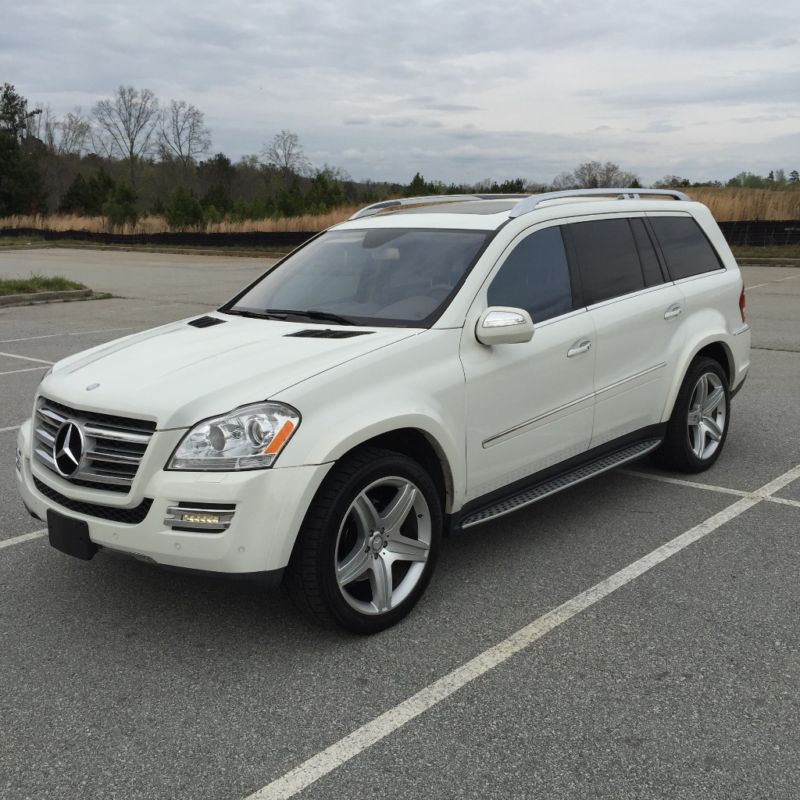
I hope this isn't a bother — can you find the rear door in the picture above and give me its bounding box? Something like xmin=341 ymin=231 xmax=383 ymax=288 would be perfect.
xmin=460 ymin=223 xmax=596 ymax=500
xmin=564 ymin=215 xmax=686 ymax=448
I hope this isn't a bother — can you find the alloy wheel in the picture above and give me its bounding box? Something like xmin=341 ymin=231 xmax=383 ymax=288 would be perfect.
xmin=687 ymin=371 xmax=727 ymax=461
xmin=334 ymin=476 xmax=432 ymax=616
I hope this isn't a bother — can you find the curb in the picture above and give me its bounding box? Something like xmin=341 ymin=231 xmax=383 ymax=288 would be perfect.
xmin=0 ymin=289 xmax=94 ymax=308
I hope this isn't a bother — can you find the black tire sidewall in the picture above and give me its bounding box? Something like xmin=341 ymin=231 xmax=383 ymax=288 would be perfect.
xmin=675 ymin=358 xmax=731 ymax=471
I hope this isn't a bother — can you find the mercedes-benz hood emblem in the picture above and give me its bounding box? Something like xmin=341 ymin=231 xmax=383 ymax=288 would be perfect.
xmin=53 ymin=421 xmax=85 ymax=477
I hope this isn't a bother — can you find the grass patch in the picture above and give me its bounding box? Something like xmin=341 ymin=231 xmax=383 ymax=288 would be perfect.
xmin=0 ymin=236 xmax=47 ymax=247
xmin=731 ymin=245 xmax=800 ymax=260
xmin=0 ymin=274 xmax=86 ymax=296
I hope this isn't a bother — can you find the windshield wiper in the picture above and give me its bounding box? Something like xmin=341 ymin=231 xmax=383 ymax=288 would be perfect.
xmin=222 ymin=308 xmax=284 ymax=320
xmin=264 ymin=308 xmax=355 ymax=326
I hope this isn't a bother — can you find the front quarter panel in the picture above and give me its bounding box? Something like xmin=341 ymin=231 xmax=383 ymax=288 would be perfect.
xmin=274 ymin=329 xmax=467 ymax=512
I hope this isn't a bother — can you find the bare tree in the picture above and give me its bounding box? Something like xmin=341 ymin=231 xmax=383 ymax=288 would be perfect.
xmin=58 ymin=111 xmax=91 ymax=155
xmin=29 ymin=107 xmax=91 ymax=155
xmin=92 ymin=86 xmax=160 ymax=184
xmin=159 ymin=100 xmax=211 ymax=165
xmin=262 ymin=129 xmax=311 ymax=174
xmin=552 ymin=161 xmax=640 ymax=190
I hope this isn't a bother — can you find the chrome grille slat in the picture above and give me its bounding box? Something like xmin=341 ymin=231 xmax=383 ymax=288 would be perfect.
xmin=85 ymin=450 xmax=141 ymax=465
xmin=38 ymin=407 xmax=67 ymax=426
xmin=34 ymin=446 xmax=56 ymax=467
xmin=82 ymin=424 xmax=152 ymax=445
xmin=76 ymin=471 xmax=134 ymax=487
xmin=34 ymin=427 xmax=55 ymax=445
xmin=33 ymin=398 xmax=155 ymax=494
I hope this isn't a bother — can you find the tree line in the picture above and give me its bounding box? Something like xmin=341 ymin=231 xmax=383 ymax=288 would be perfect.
xmin=2 ymin=82 xmax=799 ymax=229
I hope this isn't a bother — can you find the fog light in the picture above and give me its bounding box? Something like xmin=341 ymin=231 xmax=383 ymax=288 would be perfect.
xmin=16 ymin=447 xmax=22 ymax=472
xmin=164 ymin=504 xmax=236 ymax=532
xmin=182 ymin=512 xmax=221 ymax=526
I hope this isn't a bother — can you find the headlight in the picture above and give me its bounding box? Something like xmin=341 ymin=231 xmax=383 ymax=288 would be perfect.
xmin=168 ymin=402 xmax=300 ymax=471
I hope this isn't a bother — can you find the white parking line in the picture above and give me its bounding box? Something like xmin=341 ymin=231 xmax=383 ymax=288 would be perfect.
xmin=0 ymin=530 xmax=46 ymax=550
xmin=0 ymin=351 xmax=54 ymax=365
xmin=748 ymin=274 xmax=800 ymax=290
xmin=623 ymin=469 xmax=800 ymax=508
xmin=0 ymin=365 xmax=48 ymax=377
xmin=622 ymin=469 xmax=749 ymax=498
xmin=247 ymin=464 xmax=800 ymax=800
xmin=0 ymin=327 xmax=135 ymax=344
xmin=0 ymin=425 xmax=21 ymax=433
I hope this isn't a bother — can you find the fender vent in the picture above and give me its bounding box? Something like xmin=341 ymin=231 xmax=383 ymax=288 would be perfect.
xmin=188 ymin=316 xmax=226 ymax=328
xmin=284 ymin=329 xmax=373 ymax=339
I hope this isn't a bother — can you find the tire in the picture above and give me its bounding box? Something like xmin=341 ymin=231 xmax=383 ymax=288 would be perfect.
xmin=286 ymin=446 xmax=442 ymax=634
xmin=654 ymin=356 xmax=730 ymax=473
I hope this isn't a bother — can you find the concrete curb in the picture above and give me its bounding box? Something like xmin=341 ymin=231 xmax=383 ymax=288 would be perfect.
xmin=0 ymin=289 xmax=94 ymax=307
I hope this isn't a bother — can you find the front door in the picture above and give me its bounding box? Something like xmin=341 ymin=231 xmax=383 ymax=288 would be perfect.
xmin=460 ymin=224 xmax=596 ymax=501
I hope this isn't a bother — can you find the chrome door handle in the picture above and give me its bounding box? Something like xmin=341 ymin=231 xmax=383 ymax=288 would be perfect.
xmin=567 ymin=339 xmax=592 ymax=358
xmin=664 ymin=304 xmax=683 ymax=320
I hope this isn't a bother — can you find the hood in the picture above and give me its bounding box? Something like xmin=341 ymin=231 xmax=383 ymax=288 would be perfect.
xmin=41 ymin=314 xmax=419 ymax=428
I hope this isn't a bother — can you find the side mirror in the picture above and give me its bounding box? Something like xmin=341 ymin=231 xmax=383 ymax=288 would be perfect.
xmin=475 ymin=307 xmax=535 ymax=346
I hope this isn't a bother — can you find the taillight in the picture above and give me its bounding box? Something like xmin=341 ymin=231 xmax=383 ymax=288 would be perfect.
xmin=739 ymin=283 xmax=746 ymax=323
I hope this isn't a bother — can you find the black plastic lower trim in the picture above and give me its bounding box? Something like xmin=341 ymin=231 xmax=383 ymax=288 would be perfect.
xmin=731 ymin=374 xmax=747 ymax=399
xmin=452 ymin=424 xmax=666 ymax=531
xmin=159 ymin=564 xmax=285 ymax=587
xmin=33 ymin=476 xmax=153 ymax=524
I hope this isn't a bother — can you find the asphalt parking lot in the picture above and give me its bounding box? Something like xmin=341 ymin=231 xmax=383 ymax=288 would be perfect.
xmin=1 ymin=248 xmax=799 ymax=800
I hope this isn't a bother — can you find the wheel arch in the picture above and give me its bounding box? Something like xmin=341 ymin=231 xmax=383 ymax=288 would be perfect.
xmin=336 ymin=428 xmax=456 ymax=514
xmin=663 ymin=336 xmax=734 ymax=421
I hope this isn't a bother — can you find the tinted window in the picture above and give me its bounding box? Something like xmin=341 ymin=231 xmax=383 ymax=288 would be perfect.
xmin=569 ymin=219 xmax=645 ymax=305
xmin=487 ymin=227 xmax=573 ymax=322
xmin=228 ymin=228 xmax=489 ymax=327
xmin=631 ymin=219 xmax=665 ymax=287
xmin=649 ymin=216 xmax=723 ymax=279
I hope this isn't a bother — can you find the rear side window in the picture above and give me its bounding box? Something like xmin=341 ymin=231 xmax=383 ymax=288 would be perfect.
xmin=487 ymin=226 xmax=573 ymax=322
xmin=630 ymin=219 xmax=665 ymax=287
xmin=648 ymin=216 xmax=723 ymax=279
xmin=568 ymin=219 xmax=644 ymax=305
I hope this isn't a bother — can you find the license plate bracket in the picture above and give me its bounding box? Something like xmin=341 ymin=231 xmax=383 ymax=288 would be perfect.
xmin=47 ymin=510 xmax=97 ymax=560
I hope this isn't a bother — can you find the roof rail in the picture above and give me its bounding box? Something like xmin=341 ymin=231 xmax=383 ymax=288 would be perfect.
xmin=508 ymin=188 xmax=690 ymax=218
xmin=349 ymin=195 xmax=485 ymax=220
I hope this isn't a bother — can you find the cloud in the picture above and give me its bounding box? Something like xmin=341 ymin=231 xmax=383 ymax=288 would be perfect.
xmin=2 ymin=0 xmax=799 ymax=185
xmin=641 ymin=121 xmax=683 ymax=134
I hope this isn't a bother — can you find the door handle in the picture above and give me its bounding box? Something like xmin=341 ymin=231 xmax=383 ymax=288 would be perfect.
xmin=567 ymin=339 xmax=592 ymax=358
xmin=664 ymin=304 xmax=683 ymax=320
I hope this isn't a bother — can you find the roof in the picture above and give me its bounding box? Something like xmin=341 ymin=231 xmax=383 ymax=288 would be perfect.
xmin=335 ymin=189 xmax=695 ymax=233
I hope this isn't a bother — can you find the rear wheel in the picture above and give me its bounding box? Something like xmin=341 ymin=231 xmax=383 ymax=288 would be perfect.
xmin=654 ymin=357 xmax=730 ymax=473
xmin=286 ymin=447 xmax=442 ymax=634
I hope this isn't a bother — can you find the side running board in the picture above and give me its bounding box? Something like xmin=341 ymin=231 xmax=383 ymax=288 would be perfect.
xmin=460 ymin=438 xmax=661 ymax=529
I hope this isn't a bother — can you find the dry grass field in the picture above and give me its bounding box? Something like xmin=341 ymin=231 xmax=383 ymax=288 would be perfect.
xmin=687 ymin=188 xmax=800 ymax=221
xmin=1 ymin=189 xmax=799 ymax=235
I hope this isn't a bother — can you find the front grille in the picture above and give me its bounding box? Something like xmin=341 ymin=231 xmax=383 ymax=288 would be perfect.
xmin=33 ymin=397 xmax=156 ymax=493
xmin=34 ymin=477 xmax=153 ymax=524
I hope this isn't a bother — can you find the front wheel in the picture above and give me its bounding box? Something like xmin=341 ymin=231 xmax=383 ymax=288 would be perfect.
xmin=654 ymin=357 xmax=730 ymax=473
xmin=286 ymin=447 xmax=442 ymax=634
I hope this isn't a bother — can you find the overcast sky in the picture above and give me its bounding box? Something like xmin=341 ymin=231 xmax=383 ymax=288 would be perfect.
xmin=3 ymin=0 xmax=799 ymax=185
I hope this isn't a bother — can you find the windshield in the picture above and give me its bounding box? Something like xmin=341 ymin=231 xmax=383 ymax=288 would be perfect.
xmin=224 ymin=228 xmax=491 ymax=327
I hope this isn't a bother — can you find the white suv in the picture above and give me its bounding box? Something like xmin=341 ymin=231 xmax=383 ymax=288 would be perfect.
xmin=16 ymin=189 xmax=750 ymax=633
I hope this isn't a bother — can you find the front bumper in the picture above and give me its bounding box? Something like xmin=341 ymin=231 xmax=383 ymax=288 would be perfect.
xmin=16 ymin=420 xmax=332 ymax=574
